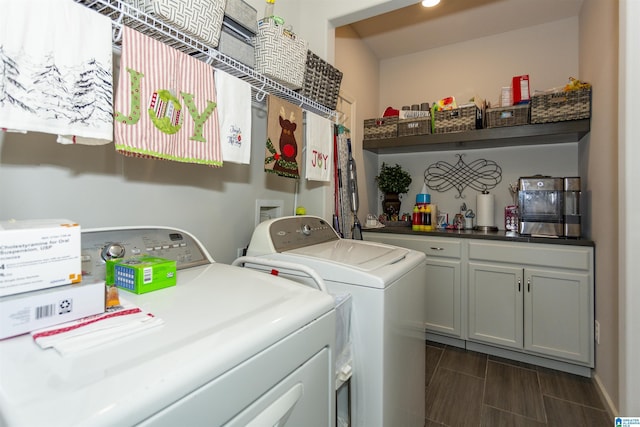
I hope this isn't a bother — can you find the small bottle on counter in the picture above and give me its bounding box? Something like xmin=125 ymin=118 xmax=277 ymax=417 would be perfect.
xmin=414 ymin=191 xmax=431 ymax=232
xmin=426 ymin=205 xmax=433 ymax=231
xmin=412 ymin=205 xmax=422 ymax=231
xmin=418 ymin=204 xmax=425 ymax=231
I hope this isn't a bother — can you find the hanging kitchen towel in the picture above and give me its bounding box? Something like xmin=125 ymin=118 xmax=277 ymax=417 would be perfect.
xmin=214 ymin=70 xmax=252 ymax=164
xmin=114 ymin=26 xmax=222 ymax=166
xmin=305 ymin=112 xmax=333 ymax=182
xmin=264 ymin=95 xmax=302 ymax=179
xmin=0 ymin=0 xmax=113 ymax=144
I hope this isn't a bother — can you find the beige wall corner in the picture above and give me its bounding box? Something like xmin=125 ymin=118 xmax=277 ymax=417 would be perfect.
xmin=580 ymin=0 xmax=620 ymax=413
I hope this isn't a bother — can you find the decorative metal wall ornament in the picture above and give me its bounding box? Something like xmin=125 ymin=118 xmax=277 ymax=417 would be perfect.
xmin=424 ymin=154 xmax=503 ymax=199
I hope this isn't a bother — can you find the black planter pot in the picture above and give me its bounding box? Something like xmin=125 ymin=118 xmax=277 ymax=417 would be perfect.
xmin=382 ymin=192 xmax=401 ymax=217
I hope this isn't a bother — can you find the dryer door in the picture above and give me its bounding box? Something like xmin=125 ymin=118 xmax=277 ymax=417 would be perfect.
xmin=226 ymin=348 xmax=331 ymax=427
xmin=137 ymin=347 xmax=331 ymax=427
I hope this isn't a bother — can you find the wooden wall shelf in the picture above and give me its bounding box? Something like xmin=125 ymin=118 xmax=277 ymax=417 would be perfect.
xmin=363 ymin=119 xmax=590 ymax=154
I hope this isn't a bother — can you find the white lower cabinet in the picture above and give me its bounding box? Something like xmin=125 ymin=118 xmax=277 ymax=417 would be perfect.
xmin=362 ymin=233 xmax=462 ymax=338
xmin=363 ymin=232 xmax=595 ymax=371
xmin=424 ymin=256 xmax=461 ymax=337
xmin=467 ymin=241 xmax=594 ymax=366
xmin=524 ymin=267 xmax=591 ymax=362
xmin=468 ymin=262 xmax=523 ymax=349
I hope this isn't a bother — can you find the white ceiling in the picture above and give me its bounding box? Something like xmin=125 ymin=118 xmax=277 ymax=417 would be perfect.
xmin=346 ymin=0 xmax=584 ymax=60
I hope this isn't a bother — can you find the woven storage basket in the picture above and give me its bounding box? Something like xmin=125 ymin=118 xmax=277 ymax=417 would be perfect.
xmin=530 ymin=88 xmax=591 ymax=124
xmin=433 ymin=104 xmax=481 ymax=133
xmin=398 ymin=115 xmax=431 ymax=137
xmin=124 ymin=0 xmax=225 ymax=48
xmin=254 ymin=18 xmax=308 ymax=90
xmin=298 ymin=51 xmax=343 ymax=110
xmin=486 ymin=104 xmax=530 ymax=128
xmin=364 ymin=117 xmax=398 ymax=140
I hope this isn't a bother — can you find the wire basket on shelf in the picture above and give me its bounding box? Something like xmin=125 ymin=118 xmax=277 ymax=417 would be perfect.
xmin=398 ymin=111 xmax=431 ymax=137
xmin=433 ymin=104 xmax=481 ymax=133
xmin=364 ymin=117 xmax=398 ymax=140
xmin=485 ymin=104 xmax=530 ymax=128
xmin=298 ymin=51 xmax=343 ymax=110
xmin=530 ymin=87 xmax=591 ymax=124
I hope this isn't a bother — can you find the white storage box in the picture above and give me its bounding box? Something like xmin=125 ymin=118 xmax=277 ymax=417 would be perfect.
xmin=0 ymin=279 xmax=105 ymax=339
xmin=0 ymin=220 xmax=81 ymax=297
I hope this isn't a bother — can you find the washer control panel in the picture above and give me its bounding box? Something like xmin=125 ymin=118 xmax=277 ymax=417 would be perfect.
xmin=81 ymin=227 xmax=211 ymax=282
xmin=268 ymin=216 xmax=340 ymax=252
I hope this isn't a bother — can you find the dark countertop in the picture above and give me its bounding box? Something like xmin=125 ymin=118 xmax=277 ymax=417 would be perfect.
xmin=362 ymin=226 xmax=595 ymax=247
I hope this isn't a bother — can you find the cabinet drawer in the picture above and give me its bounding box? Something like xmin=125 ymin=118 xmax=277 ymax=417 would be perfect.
xmin=468 ymin=241 xmax=592 ymax=270
xmin=421 ymin=238 xmax=461 ymax=258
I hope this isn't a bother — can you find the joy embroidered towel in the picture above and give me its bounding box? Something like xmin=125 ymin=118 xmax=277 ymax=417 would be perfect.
xmin=0 ymin=0 xmax=113 ymax=144
xmin=305 ymin=112 xmax=333 ymax=182
xmin=264 ymin=96 xmax=302 ymax=179
xmin=215 ymin=70 xmax=252 ymax=164
xmin=114 ymin=26 xmax=222 ymax=166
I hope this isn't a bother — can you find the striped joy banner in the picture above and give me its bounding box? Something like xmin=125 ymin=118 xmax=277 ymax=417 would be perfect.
xmin=114 ymin=26 xmax=222 ymax=166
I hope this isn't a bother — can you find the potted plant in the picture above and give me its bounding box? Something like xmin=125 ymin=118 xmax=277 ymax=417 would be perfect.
xmin=375 ymin=162 xmax=412 ymax=218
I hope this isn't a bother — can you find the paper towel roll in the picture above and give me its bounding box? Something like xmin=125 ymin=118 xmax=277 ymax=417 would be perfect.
xmin=476 ymin=192 xmax=495 ymax=227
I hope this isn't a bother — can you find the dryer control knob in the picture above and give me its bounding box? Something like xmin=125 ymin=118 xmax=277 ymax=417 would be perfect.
xmin=301 ymin=224 xmax=312 ymax=236
xmin=102 ymin=243 xmax=125 ymax=260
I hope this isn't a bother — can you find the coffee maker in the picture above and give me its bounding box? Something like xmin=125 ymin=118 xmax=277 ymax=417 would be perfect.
xmin=563 ymin=177 xmax=582 ymax=237
xmin=517 ymin=175 xmax=582 ymax=237
xmin=518 ymin=176 xmax=564 ymax=237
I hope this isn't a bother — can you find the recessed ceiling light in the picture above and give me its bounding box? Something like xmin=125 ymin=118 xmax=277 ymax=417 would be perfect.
xmin=421 ymin=0 xmax=440 ymax=7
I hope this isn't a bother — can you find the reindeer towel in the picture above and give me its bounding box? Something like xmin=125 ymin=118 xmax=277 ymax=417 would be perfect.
xmin=114 ymin=26 xmax=221 ymax=166
xmin=264 ymin=95 xmax=302 ymax=179
xmin=0 ymin=0 xmax=113 ymax=144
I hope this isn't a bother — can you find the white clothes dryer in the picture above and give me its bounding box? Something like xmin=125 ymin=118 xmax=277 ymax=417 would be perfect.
xmin=246 ymin=216 xmax=427 ymax=427
xmin=0 ymin=226 xmax=335 ymax=427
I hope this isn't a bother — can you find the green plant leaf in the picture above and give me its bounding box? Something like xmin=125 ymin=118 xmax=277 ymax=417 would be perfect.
xmin=375 ymin=162 xmax=412 ymax=194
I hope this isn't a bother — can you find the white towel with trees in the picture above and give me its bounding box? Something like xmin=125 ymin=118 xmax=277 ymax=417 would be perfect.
xmin=0 ymin=0 xmax=113 ymax=145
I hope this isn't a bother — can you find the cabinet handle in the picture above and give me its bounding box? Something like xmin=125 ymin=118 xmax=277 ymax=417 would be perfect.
xmin=518 ymin=279 xmax=521 ymax=292
xmin=527 ymin=279 xmax=531 ymax=292
xmin=430 ymin=247 xmax=444 ymax=251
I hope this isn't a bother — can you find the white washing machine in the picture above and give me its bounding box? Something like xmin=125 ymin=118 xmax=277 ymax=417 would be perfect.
xmin=0 ymin=226 xmax=336 ymax=427
xmin=246 ymin=216 xmax=427 ymax=427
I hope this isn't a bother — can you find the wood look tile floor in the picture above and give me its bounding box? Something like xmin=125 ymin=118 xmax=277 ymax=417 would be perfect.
xmin=425 ymin=341 xmax=611 ymax=426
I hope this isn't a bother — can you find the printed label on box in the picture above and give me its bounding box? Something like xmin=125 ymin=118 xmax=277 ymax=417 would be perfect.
xmin=108 ymin=256 xmax=176 ymax=294
xmin=0 ymin=220 xmax=81 ymax=297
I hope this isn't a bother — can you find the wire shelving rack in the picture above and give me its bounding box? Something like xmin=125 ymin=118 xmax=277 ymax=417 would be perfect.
xmin=74 ymin=0 xmax=337 ymax=119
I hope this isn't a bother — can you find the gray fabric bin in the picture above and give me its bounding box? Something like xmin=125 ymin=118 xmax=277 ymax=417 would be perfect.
xmin=218 ymin=25 xmax=255 ymax=68
xmin=224 ymin=0 xmax=257 ymax=35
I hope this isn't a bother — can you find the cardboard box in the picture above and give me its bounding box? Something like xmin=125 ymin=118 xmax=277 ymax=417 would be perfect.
xmin=106 ymin=256 xmax=176 ymax=294
xmin=512 ymin=75 xmax=531 ymax=104
xmin=0 ymin=279 xmax=105 ymax=339
xmin=0 ymin=220 xmax=81 ymax=297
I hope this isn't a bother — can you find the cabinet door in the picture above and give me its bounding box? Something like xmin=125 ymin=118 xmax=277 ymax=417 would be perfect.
xmin=468 ymin=262 xmax=523 ymax=349
xmin=524 ymin=268 xmax=592 ymax=363
xmin=425 ymin=258 xmax=461 ymax=337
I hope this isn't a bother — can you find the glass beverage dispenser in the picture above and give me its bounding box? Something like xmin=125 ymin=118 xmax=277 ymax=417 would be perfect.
xmin=563 ymin=177 xmax=582 ymax=237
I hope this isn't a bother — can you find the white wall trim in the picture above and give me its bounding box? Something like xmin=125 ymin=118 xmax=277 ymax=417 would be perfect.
xmin=593 ymin=372 xmax=618 ymax=418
